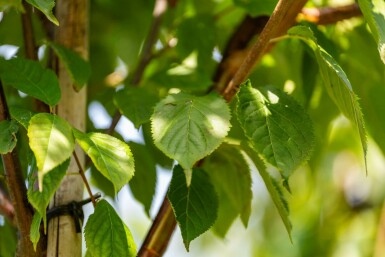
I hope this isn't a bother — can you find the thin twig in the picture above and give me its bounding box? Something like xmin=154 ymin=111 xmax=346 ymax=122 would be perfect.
xmin=73 ymin=152 xmax=96 ymax=207
xmin=300 ymin=3 xmax=361 ymax=25
xmin=105 ymin=0 xmax=168 ymax=135
xmin=222 ymin=0 xmax=308 ymax=101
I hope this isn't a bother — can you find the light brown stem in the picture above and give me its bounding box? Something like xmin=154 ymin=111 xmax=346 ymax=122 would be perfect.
xmin=73 ymin=152 xmax=95 ymax=207
xmin=300 ymin=3 xmax=361 ymax=25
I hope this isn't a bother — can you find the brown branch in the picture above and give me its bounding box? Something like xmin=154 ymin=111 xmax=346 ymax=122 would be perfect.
xmin=105 ymin=0 xmax=168 ymax=135
xmin=0 ymin=82 xmax=44 ymax=256
xmin=300 ymin=3 xmax=361 ymax=25
xmin=137 ymin=193 xmax=176 ymax=257
xmin=73 ymin=152 xmax=96 ymax=207
xmin=0 ymin=186 xmax=16 ymax=226
xmin=21 ymin=1 xmax=50 ymax=113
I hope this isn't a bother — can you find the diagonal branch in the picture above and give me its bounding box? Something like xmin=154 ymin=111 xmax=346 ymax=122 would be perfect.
xmin=106 ymin=0 xmax=168 ymax=135
xmin=300 ymin=3 xmax=361 ymax=25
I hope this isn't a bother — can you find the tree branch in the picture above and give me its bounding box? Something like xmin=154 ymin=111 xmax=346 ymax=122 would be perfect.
xmin=222 ymin=0 xmax=308 ymax=101
xmin=300 ymin=3 xmax=361 ymax=25
xmin=0 ymin=82 xmax=44 ymax=257
xmin=106 ymin=0 xmax=168 ymax=134
xmin=73 ymin=152 xmax=96 ymax=207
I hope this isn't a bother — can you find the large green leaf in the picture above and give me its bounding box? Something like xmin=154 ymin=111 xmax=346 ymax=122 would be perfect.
xmin=203 ymin=143 xmax=252 ymax=237
xmin=0 ymin=120 xmax=19 ymax=154
xmin=357 ymin=0 xmax=385 ymax=64
xmin=49 ymin=43 xmax=91 ymax=91
xmin=168 ymin=165 xmax=218 ymax=250
xmin=30 ymin=212 xmax=42 ymax=250
xmin=85 ymin=200 xmax=137 ymax=257
xmin=0 ymin=58 xmax=61 ymax=106
xmin=28 ymin=113 xmax=75 ymax=189
xmin=28 ymin=158 xmax=70 ymax=227
xmin=151 ymin=92 xmax=231 ymax=170
xmin=241 ymin=141 xmax=292 ymax=239
xmin=73 ymin=130 xmax=134 ymax=192
xmin=114 ymin=87 xmax=158 ymax=129
xmin=25 ymin=0 xmax=58 ymax=25
xmin=237 ymin=81 xmax=314 ymax=177
xmin=128 ymin=142 xmax=156 ymax=216
xmin=288 ymin=26 xmax=367 ymax=170
xmin=10 ymin=107 xmax=35 ymax=129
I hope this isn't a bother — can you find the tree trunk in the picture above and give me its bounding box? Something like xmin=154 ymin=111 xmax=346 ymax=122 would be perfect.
xmin=46 ymin=1 xmax=88 ymax=256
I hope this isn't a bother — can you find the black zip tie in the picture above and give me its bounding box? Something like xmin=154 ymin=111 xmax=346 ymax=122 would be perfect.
xmin=46 ymin=193 xmax=101 ymax=233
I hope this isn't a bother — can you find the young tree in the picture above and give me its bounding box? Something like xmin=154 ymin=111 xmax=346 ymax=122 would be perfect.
xmin=0 ymin=0 xmax=385 ymax=257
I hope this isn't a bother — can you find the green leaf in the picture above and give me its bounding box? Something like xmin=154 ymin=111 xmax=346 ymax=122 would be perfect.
xmin=28 ymin=158 xmax=70 ymax=227
xmin=10 ymin=107 xmax=35 ymax=129
xmin=288 ymin=25 xmax=367 ymax=170
xmin=151 ymin=92 xmax=231 ymax=169
xmin=30 ymin=212 xmax=42 ymax=250
xmin=203 ymin=143 xmax=252 ymax=237
xmin=25 ymin=0 xmax=58 ymax=25
xmin=49 ymin=42 xmax=91 ymax=91
xmin=28 ymin=113 xmax=75 ymax=189
xmin=85 ymin=200 xmax=137 ymax=257
xmin=357 ymin=0 xmax=385 ymax=63
xmin=241 ymin=141 xmax=292 ymax=239
xmin=114 ymin=87 xmax=158 ymax=129
xmin=168 ymin=165 xmax=218 ymax=250
xmin=73 ymin=130 xmax=135 ymax=192
xmin=0 ymin=220 xmax=17 ymax=257
xmin=0 ymin=120 xmax=19 ymax=154
xmin=128 ymin=142 xmax=156 ymax=216
xmin=236 ymin=81 xmax=314 ymax=177
xmin=232 ymin=0 xmax=278 ymax=16
xmin=0 ymin=58 xmax=61 ymax=106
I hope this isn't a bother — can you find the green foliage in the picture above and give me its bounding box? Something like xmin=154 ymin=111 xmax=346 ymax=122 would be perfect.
xmin=49 ymin=42 xmax=91 ymax=91
xmin=30 ymin=212 xmax=42 ymax=250
xmin=151 ymin=92 xmax=231 ymax=170
xmin=73 ymin=129 xmax=135 ymax=193
xmin=241 ymin=142 xmax=292 ymax=239
xmin=28 ymin=113 xmax=75 ymax=189
xmin=288 ymin=26 xmax=367 ymax=169
xmin=232 ymin=0 xmax=278 ymax=16
xmin=128 ymin=142 xmax=156 ymax=216
xmin=0 ymin=220 xmax=17 ymax=257
xmin=203 ymin=143 xmax=252 ymax=237
xmin=9 ymin=107 xmax=35 ymax=129
xmin=114 ymin=87 xmax=158 ymax=129
xmin=0 ymin=0 xmax=23 ymax=11
xmin=27 ymin=158 xmax=70 ymax=227
xmin=237 ymin=81 xmax=314 ymax=178
xmin=0 ymin=58 xmax=61 ymax=106
xmin=0 ymin=120 xmax=18 ymax=154
xmin=84 ymin=200 xmax=137 ymax=257
xmin=357 ymin=0 xmax=385 ymax=63
xmin=168 ymin=166 xmax=218 ymax=250
xmin=25 ymin=0 xmax=58 ymax=25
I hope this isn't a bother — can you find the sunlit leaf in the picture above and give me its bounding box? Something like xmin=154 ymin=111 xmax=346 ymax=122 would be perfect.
xmin=114 ymin=87 xmax=158 ymax=129
xmin=73 ymin=130 xmax=134 ymax=192
xmin=25 ymin=0 xmax=58 ymax=25
xmin=28 ymin=158 xmax=70 ymax=227
xmin=49 ymin=42 xmax=91 ymax=91
xmin=0 ymin=57 xmax=60 ymax=106
xmin=30 ymin=212 xmax=42 ymax=250
xmin=237 ymin=81 xmax=314 ymax=177
xmin=28 ymin=113 xmax=74 ymax=189
xmin=168 ymin=165 xmax=218 ymax=250
xmin=288 ymin=26 xmax=367 ymax=170
xmin=357 ymin=0 xmax=385 ymax=64
xmin=241 ymin=141 xmax=292 ymax=239
xmin=10 ymin=107 xmax=35 ymax=129
xmin=85 ymin=200 xmax=137 ymax=257
xmin=0 ymin=120 xmax=19 ymax=154
xmin=151 ymin=92 xmax=231 ymax=170
xmin=203 ymin=143 xmax=252 ymax=237
xmin=128 ymin=142 xmax=156 ymax=216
